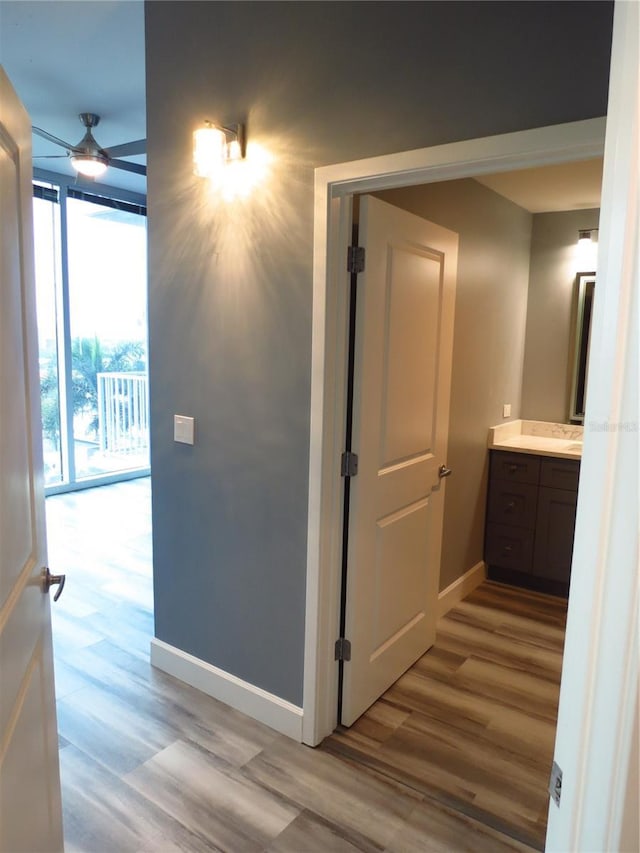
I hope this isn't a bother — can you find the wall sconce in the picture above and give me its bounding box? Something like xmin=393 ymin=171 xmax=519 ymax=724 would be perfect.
xmin=193 ymin=121 xmax=245 ymax=179
xmin=577 ymin=228 xmax=599 ymax=272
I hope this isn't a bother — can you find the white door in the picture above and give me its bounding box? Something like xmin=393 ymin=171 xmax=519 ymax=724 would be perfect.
xmin=0 ymin=67 xmax=64 ymax=852
xmin=341 ymin=195 xmax=458 ymax=726
xmin=547 ymin=2 xmax=639 ymax=848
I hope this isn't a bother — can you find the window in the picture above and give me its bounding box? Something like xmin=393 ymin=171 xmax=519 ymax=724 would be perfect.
xmin=33 ymin=176 xmax=149 ymax=492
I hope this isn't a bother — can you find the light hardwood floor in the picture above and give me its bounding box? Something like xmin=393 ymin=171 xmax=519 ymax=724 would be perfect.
xmin=323 ymin=584 xmax=567 ymax=850
xmin=47 ymin=479 xmax=549 ymax=852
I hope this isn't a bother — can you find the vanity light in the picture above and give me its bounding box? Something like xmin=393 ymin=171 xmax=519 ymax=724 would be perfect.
xmin=578 ymin=228 xmax=598 ymax=245
xmin=577 ymin=228 xmax=599 ymax=272
xmin=193 ymin=121 xmax=245 ymax=179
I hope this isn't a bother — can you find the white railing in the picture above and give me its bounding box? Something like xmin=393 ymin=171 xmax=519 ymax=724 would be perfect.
xmin=97 ymin=371 xmax=149 ymax=455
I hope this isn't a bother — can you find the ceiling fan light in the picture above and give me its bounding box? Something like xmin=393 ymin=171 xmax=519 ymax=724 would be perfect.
xmin=71 ymin=153 xmax=108 ymax=177
xmin=71 ymin=123 xmax=109 ymax=177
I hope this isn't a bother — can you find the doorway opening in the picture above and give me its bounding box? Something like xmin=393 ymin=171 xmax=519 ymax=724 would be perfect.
xmin=303 ymin=119 xmax=608 ymax=853
xmin=324 ymin=163 xmax=600 ymax=847
xmin=303 ymin=118 xmax=606 ymax=748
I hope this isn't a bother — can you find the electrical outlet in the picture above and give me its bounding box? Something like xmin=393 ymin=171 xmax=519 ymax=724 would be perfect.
xmin=503 ymin=403 xmax=512 ymax=418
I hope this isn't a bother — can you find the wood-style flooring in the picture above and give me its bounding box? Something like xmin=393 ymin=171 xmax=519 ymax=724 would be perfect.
xmin=323 ymin=584 xmax=567 ymax=851
xmin=47 ymin=478 xmax=552 ymax=852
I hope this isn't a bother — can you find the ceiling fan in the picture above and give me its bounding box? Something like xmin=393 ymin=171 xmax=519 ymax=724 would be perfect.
xmin=32 ymin=113 xmax=146 ymax=179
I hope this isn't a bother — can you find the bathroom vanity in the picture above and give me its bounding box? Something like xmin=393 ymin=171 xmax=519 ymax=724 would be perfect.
xmin=484 ymin=421 xmax=582 ymax=598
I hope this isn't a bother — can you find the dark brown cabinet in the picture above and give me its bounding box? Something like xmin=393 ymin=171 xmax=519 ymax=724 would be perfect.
xmin=485 ymin=450 xmax=580 ymax=597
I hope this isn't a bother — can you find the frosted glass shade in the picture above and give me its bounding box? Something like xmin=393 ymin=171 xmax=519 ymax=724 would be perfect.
xmin=193 ymin=125 xmax=226 ymax=178
xmin=71 ymin=155 xmax=108 ymax=178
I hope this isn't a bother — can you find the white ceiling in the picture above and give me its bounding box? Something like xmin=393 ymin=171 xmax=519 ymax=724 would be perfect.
xmin=0 ymin=0 xmax=146 ymax=196
xmin=475 ymin=158 xmax=603 ymax=213
xmin=0 ymin=1 xmax=602 ymax=211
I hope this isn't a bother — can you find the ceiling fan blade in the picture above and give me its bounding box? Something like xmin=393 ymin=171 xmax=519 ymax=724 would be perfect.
xmin=33 ymin=154 xmax=69 ymax=159
xmin=105 ymin=139 xmax=146 ymax=157
xmin=32 ymin=126 xmax=75 ymax=150
xmin=110 ymin=158 xmax=147 ymax=176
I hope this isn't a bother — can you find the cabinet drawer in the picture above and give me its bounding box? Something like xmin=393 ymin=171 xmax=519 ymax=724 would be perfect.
xmin=485 ymin=523 xmax=534 ymax=572
xmin=490 ymin=451 xmax=540 ymax=485
xmin=487 ymin=481 xmax=538 ymax=528
xmin=540 ymin=457 xmax=580 ymax=491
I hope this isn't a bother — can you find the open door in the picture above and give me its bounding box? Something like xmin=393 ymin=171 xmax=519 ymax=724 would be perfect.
xmin=0 ymin=67 xmax=64 ymax=852
xmin=340 ymin=195 xmax=458 ymax=726
xmin=546 ymin=2 xmax=639 ymax=848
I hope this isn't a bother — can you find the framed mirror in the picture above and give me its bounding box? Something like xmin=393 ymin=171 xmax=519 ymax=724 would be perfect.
xmin=570 ymin=272 xmax=596 ymax=423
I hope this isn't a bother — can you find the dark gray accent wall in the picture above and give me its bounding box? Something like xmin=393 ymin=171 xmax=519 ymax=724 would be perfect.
xmin=374 ymin=181 xmax=533 ymax=592
xmin=145 ymin=1 xmax=613 ymax=705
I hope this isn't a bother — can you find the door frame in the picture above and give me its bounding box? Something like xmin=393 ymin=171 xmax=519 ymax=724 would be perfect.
xmin=303 ymin=116 xmax=607 ymax=750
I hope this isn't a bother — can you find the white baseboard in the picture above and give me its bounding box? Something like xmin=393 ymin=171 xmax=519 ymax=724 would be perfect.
xmin=437 ymin=560 xmax=486 ymax=618
xmin=150 ymin=638 xmax=304 ymax=742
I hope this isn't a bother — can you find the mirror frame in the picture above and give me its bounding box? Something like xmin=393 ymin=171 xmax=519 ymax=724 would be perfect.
xmin=570 ymin=271 xmax=596 ymax=423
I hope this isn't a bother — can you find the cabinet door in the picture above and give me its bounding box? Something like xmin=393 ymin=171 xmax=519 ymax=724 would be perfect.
xmin=533 ymin=486 xmax=578 ymax=583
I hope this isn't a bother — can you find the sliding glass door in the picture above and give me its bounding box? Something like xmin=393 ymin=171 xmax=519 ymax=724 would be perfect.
xmin=34 ymin=186 xmax=65 ymax=486
xmin=33 ymin=177 xmax=149 ymax=492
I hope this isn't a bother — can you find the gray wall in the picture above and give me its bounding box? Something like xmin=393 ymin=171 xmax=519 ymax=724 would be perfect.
xmin=145 ymin=1 xmax=613 ymax=705
xmin=521 ymin=208 xmax=600 ymax=423
xmin=375 ymin=181 xmax=532 ymax=591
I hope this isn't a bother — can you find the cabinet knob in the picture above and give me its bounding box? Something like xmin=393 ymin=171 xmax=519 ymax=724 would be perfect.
xmin=508 ymin=464 xmax=518 ymax=474
xmin=505 ymin=500 xmax=516 ymax=512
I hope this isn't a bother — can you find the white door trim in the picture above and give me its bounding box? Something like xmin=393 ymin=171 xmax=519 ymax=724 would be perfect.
xmin=546 ymin=2 xmax=639 ymax=849
xmin=303 ymin=116 xmax=606 ymax=749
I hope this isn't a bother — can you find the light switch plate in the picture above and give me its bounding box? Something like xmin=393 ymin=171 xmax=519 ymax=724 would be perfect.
xmin=503 ymin=403 xmax=512 ymax=418
xmin=174 ymin=414 xmax=195 ymax=445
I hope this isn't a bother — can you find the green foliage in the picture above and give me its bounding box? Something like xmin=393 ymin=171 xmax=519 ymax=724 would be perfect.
xmin=71 ymin=336 xmax=104 ymax=415
xmin=40 ymin=367 xmax=61 ymax=449
xmin=40 ymin=337 xmax=146 ymax=446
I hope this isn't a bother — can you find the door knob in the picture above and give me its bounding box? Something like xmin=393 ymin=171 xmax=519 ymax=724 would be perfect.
xmin=439 ymin=464 xmax=453 ymax=479
xmin=41 ymin=567 xmax=66 ymax=602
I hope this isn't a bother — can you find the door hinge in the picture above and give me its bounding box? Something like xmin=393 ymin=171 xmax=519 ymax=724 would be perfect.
xmin=347 ymin=245 xmax=365 ymax=274
xmin=334 ymin=638 xmax=352 ymax=661
xmin=549 ymin=760 xmax=563 ymax=807
xmin=341 ymin=451 xmax=359 ymax=477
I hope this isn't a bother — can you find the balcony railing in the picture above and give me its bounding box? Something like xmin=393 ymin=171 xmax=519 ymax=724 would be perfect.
xmin=97 ymin=371 xmax=149 ymax=455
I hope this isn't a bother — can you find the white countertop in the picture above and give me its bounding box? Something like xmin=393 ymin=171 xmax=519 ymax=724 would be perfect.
xmin=488 ymin=419 xmax=583 ymax=460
